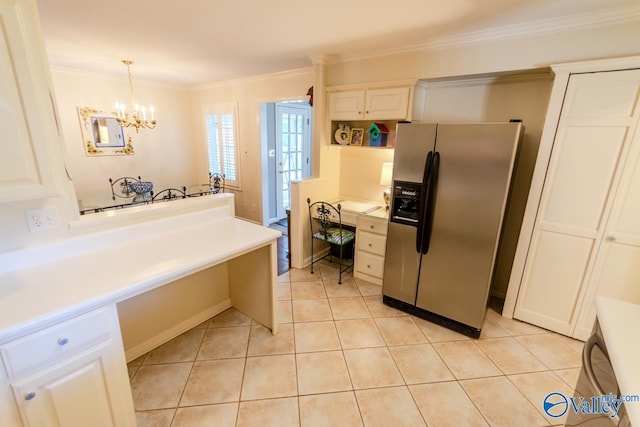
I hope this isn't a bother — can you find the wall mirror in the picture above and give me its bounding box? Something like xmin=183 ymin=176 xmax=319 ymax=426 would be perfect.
xmin=77 ymin=106 xmax=134 ymax=156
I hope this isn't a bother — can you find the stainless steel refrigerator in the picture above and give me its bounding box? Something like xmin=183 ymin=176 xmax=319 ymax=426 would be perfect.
xmin=382 ymin=122 xmax=522 ymax=337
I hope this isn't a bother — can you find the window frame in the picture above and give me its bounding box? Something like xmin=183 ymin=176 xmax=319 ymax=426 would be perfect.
xmin=202 ymin=103 xmax=241 ymax=190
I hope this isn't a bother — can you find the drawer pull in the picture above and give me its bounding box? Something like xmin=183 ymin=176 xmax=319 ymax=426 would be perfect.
xmin=57 ymin=337 xmax=70 ymax=346
xmin=370 ymin=225 xmax=374 ymax=229
xmin=367 ymin=264 xmax=371 ymax=269
xmin=368 ymin=243 xmax=372 ymax=247
xmin=24 ymin=391 xmax=36 ymax=401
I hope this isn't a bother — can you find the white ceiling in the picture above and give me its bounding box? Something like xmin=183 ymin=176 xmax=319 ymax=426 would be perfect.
xmin=36 ymin=0 xmax=638 ymax=87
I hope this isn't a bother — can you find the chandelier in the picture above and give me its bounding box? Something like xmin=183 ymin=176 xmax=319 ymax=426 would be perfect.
xmin=114 ymin=60 xmax=156 ymax=132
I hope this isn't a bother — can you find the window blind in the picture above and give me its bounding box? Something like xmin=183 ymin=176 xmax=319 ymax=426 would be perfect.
xmin=204 ymin=105 xmax=239 ymax=188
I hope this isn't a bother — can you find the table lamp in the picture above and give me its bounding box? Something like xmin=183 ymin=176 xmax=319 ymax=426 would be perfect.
xmin=380 ymin=162 xmax=393 ymax=209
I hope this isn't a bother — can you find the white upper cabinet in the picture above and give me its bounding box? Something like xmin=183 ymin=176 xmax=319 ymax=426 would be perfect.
xmin=511 ymin=65 xmax=640 ymax=340
xmin=328 ymin=87 xmax=411 ymax=121
xmin=328 ymin=90 xmax=366 ymax=120
xmin=0 ymin=0 xmax=59 ymax=203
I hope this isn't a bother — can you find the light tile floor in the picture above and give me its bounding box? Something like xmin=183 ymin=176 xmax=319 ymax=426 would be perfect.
xmin=128 ymin=262 xmax=583 ymax=427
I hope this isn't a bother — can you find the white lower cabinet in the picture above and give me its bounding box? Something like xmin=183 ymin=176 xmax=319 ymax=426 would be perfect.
xmin=355 ymin=215 xmax=388 ymax=285
xmin=511 ymin=61 xmax=640 ymax=340
xmin=1 ymin=306 xmax=135 ymax=426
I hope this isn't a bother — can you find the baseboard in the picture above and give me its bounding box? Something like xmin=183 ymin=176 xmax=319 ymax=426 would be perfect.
xmin=491 ymin=289 xmax=506 ymax=299
xmin=303 ymin=247 xmax=330 ymax=268
xmin=124 ymin=298 xmax=232 ymax=362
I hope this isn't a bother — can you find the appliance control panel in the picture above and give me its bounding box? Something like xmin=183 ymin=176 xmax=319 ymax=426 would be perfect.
xmin=390 ymin=181 xmax=422 ymax=226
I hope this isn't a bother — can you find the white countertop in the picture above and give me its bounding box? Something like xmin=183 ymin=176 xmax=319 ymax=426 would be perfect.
xmin=331 ymin=198 xmax=389 ymax=225
xmin=595 ymin=296 xmax=640 ymax=425
xmin=0 ymin=208 xmax=280 ymax=343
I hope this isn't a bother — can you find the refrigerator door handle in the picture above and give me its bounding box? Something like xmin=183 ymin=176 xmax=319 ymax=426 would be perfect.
xmin=421 ymin=151 xmax=440 ymax=254
xmin=416 ymin=151 xmax=433 ymax=253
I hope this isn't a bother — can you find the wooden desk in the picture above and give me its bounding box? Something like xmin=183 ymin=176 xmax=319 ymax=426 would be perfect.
xmin=311 ymin=198 xmax=389 ymax=285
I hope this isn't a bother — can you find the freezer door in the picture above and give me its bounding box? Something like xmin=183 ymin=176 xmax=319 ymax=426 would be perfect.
xmin=415 ymin=123 xmax=521 ymax=329
xmin=392 ymin=123 xmax=437 ymax=183
xmin=382 ymin=123 xmax=437 ymax=304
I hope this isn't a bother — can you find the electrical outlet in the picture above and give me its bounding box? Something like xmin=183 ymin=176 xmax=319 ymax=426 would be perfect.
xmin=25 ymin=207 xmax=60 ymax=232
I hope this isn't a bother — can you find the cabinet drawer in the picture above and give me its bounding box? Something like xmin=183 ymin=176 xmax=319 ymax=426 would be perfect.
xmin=357 ymin=232 xmax=387 ymax=256
xmin=1 ymin=308 xmax=113 ymax=378
xmin=356 ymin=252 xmax=385 ymax=279
xmin=358 ymin=216 xmax=388 ymax=236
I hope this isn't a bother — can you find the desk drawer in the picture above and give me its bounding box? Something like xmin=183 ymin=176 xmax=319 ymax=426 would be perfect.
xmin=357 ymin=232 xmax=387 ymax=256
xmin=356 ymin=252 xmax=385 ymax=279
xmin=1 ymin=307 xmax=113 ymax=378
xmin=358 ymin=216 xmax=387 ymax=236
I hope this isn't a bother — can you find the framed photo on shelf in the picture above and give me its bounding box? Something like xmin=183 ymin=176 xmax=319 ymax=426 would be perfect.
xmin=350 ymin=128 xmax=364 ymax=145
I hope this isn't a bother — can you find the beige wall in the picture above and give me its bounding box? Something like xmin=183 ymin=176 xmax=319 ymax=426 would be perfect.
xmin=326 ymin=20 xmax=640 ymax=86
xmin=3 ymin=16 xmax=640 ymax=255
xmin=50 ymin=70 xmax=199 ymax=197
xmin=339 ymin=147 xmax=395 ymax=204
xmin=117 ymin=264 xmax=230 ymax=360
xmin=189 ymin=69 xmax=314 ymax=222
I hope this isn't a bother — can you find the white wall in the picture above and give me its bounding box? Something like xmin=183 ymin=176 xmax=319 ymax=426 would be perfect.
xmin=50 ymin=70 xmax=198 ymax=198
xmin=190 ymin=69 xmax=314 ymax=222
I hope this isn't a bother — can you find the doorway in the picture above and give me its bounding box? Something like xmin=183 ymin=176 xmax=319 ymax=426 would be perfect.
xmin=260 ymin=99 xmax=312 ymax=274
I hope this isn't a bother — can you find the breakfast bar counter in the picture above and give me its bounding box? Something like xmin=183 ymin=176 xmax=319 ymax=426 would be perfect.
xmin=0 ymin=194 xmax=280 ymax=426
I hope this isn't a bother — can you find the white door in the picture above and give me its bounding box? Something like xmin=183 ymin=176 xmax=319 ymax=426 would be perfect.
xmin=275 ymin=103 xmax=311 ymax=220
xmin=513 ymin=69 xmax=640 ymax=337
xmin=573 ymin=126 xmax=640 ymax=339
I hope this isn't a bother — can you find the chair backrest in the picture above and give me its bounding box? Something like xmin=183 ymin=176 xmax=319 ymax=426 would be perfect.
xmin=209 ymin=172 xmax=225 ymax=193
xmin=151 ymin=186 xmax=187 ymax=202
xmin=307 ymin=198 xmax=345 ymax=243
xmin=187 ymin=184 xmax=211 ymax=196
xmin=109 ymin=176 xmax=142 ymax=200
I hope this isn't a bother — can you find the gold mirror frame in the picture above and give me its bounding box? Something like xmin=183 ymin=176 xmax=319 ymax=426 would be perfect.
xmin=77 ymin=106 xmax=134 ymax=156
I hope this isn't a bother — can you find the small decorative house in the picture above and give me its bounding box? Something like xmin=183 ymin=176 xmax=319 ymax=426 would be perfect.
xmin=366 ymin=122 xmax=389 ymax=147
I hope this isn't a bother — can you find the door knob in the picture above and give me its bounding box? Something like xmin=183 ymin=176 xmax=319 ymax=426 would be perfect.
xmin=606 ymin=235 xmax=617 ymax=242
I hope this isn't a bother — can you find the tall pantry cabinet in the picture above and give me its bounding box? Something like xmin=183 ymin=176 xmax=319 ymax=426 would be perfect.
xmin=505 ymin=57 xmax=640 ymax=341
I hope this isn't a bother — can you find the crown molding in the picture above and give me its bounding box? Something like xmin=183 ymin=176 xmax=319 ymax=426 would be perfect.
xmin=420 ymin=69 xmax=553 ymax=88
xmin=551 ymin=55 xmax=640 ymax=74
xmin=330 ymin=4 xmax=640 ymax=65
xmin=49 ymin=65 xmax=186 ymax=90
xmin=191 ymin=67 xmax=313 ymax=91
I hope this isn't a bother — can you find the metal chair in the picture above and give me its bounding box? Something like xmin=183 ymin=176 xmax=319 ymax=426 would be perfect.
xmin=108 ymin=176 xmax=142 ymax=200
xmin=209 ymin=172 xmax=225 ymax=193
xmin=151 ymin=186 xmax=187 ymax=202
xmin=307 ymin=198 xmax=355 ymax=284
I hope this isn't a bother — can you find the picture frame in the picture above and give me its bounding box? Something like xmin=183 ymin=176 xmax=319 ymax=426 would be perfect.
xmin=350 ymin=128 xmax=364 ymax=146
xmin=77 ymin=106 xmax=134 ymax=156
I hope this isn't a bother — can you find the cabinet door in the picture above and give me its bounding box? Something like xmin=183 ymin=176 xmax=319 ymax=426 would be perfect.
xmin=328 ymin=90 xmax=365 ymax=120
xmin=0 ymin=0 xmax=59 ymax=203
xmin=1 ymin=363 xmax=22 ymax=427
xmin=364 ymin=87 xmax=410 ymax=120
xmin=514 ymin=69 xmax=640 ymax=336
xmin=573 ymin=126 xmax=640 ymax=339
xmin=11 ymin=341 xmax=135 ymax=427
